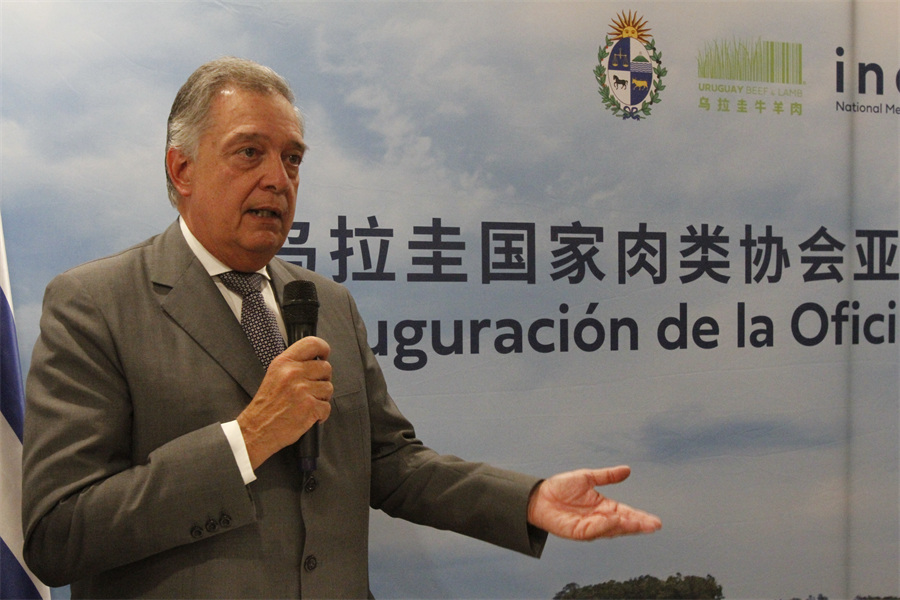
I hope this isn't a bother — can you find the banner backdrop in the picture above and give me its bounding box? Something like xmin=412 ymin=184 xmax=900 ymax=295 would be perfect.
xmin=2 ymin=2 xmax=897 ymax=599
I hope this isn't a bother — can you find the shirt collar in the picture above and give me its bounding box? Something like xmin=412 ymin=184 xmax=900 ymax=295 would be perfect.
xmin=178 ymin=217 xmax=270 ymax=280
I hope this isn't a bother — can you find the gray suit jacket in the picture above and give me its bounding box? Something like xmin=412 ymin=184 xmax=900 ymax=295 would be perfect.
xmin=22 ymin=221 xmax=545 ymax=599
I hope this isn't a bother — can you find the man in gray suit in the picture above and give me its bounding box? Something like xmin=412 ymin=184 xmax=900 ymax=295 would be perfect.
xmin=22 ymin=57 xmax=661 ymax=599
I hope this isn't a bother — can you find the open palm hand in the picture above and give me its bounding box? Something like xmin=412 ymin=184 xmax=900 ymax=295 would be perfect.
xmin=527 ymin=466 xmax=662 ymax=540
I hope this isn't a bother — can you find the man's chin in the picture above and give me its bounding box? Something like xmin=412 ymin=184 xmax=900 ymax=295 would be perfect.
xmin=224 ymin=237 xmax=286 ymax=271
xmin=245 ymin=228 xmax=288 ymax=249
xmin=249 ymin=241 xmax=285 ymax=262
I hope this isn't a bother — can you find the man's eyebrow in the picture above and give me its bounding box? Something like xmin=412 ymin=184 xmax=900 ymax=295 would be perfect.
xmin=288 ymin=139 xmax=308 ymax=154
xmin=229 ymin=132 xmax=307 ymax=153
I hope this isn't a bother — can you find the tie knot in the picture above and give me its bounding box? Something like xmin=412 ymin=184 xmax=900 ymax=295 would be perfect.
xmin=219 ymin=271 xmax=264 ymax=297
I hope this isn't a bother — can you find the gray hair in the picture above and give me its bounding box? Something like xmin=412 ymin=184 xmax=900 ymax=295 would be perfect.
xmin=165 ymin=57 xmax=303 ymax=206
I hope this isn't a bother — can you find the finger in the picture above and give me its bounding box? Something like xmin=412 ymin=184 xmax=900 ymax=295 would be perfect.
xmin=581 ymin=508 xmax=661 ymax=540
xmin=587 ymin=465 xmax=632 ymax=487
xmin=607 ymin=501 xmax=662 ymax=533
xmin=617 ymin=515 xmax=662 ymax=536
xmin=307 ymin=391 xmax=333 ymax=422
xmin=621 ymin=508 xmax=662 ymax=532
xmin=298 ymin=358 xmax=332 ymax=382
xmin=296 ymin=375 xmax=333 ymax=397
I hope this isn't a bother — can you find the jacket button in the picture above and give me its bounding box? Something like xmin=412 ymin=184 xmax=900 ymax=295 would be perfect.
xmin=190 ymin=526 xmax=204 ymax=539
xmin=219 ymin=513 xmax=232 ymax=528
xmin=304 ymin=555 xmax=318 ymax=572
xmin=205 ymin=519 xmax=218 ymax=533
xmin=304 ymin=476 xmax=318 ymax=493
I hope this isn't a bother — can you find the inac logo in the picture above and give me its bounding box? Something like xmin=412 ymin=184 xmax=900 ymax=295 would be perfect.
xmin=594 ymin=11 xmax=666 ymax=120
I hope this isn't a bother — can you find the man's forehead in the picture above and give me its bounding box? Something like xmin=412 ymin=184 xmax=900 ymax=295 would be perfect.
xmin=210 ymin=88 xmax=304 ymax=143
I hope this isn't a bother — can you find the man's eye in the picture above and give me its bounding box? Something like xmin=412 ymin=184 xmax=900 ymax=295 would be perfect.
xmin=286 ymin=153 xmax=303 ymax=166
xmin=241 ymin=148 xmax=259 ymax=158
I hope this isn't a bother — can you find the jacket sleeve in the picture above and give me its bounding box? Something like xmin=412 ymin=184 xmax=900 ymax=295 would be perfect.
xmin=21 ymin=271 xmax=258 ymax=587
xmin=339 ymin=291 xmax=548 ymax=558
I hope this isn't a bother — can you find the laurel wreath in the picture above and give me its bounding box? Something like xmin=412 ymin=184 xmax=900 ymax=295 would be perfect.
xmin=594 ymin=35 xmax=667 ymax=120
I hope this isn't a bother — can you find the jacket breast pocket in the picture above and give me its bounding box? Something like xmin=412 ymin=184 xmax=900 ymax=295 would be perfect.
xmin=322 ymin=380 xmax=370 ymax=469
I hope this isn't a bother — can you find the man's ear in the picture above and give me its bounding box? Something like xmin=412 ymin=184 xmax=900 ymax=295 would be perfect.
xmin=166 ymin=146 xmax=193 ymax=199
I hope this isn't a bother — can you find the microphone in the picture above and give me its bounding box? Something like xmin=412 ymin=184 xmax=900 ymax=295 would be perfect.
xmin=282 ymin=280 xmax=320 ymax=472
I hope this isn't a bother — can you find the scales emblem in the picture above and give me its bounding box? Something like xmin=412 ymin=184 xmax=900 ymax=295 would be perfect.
xmin=595 ymin=11 xmax=666 ymax=120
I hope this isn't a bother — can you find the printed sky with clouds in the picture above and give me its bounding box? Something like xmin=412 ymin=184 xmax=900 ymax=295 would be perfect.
xmin=2 ymin=2 xmax=897 ymax=599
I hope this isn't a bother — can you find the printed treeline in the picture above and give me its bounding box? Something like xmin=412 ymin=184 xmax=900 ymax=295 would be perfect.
xmin=553 ymin=573 xmax=723 ymax=599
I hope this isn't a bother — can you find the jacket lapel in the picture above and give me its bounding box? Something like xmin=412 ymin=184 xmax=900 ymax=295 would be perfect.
xmin=148 ymin=221 xmax=266 ymax=399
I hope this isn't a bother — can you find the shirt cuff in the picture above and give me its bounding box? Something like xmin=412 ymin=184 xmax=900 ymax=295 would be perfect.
xmin=221 ymin=420 xmax=257 ymax=485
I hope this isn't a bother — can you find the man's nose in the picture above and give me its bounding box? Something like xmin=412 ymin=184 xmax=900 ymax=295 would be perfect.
xmin=261 ymin=155 xmax=292 ymax=193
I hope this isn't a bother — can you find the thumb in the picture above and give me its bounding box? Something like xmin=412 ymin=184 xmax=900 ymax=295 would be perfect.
xmin=282 ymin=336 xmax=331 ymax=362
xmin=587 ymin=465 xmax=632 ymax=487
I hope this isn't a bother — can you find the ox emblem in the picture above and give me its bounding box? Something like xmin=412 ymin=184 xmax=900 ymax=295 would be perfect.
xmin=594 ymin=11 xmax=666 ymax=120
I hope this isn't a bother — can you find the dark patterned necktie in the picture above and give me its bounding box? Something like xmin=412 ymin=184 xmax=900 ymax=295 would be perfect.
xmin=219 ymin=271 xmax=286 ymax=369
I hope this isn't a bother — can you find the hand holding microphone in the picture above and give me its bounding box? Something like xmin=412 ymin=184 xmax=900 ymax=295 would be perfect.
xmin=237 ymin=281 xmax=331 ymax=471
xmin=281 ymin=280 xmax=323 ymax=472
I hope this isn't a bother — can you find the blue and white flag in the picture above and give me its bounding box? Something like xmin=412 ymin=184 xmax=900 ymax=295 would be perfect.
xmin=0 ymin=211 xmax=50 ymax=600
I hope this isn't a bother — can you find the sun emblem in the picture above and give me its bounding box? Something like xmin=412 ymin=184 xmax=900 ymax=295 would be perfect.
xmin=608 ymin=10 xmax=652 ymax=44
xmin=594 ymin=11 xmax=666 ymax=120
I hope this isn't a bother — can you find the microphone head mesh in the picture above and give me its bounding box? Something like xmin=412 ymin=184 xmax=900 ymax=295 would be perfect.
xmin=282 ymin=280 xmax=319 ymax=324
xmin=283 ymin=280 xmax=318 ymax=303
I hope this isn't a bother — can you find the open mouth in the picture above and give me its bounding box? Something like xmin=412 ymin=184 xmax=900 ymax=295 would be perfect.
xmin=248 ymin=209 xmax=281 ymax=219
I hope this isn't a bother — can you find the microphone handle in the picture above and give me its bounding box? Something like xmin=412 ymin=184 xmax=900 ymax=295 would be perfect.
xmin=285 ymin=321 xmax=319 ymax=472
